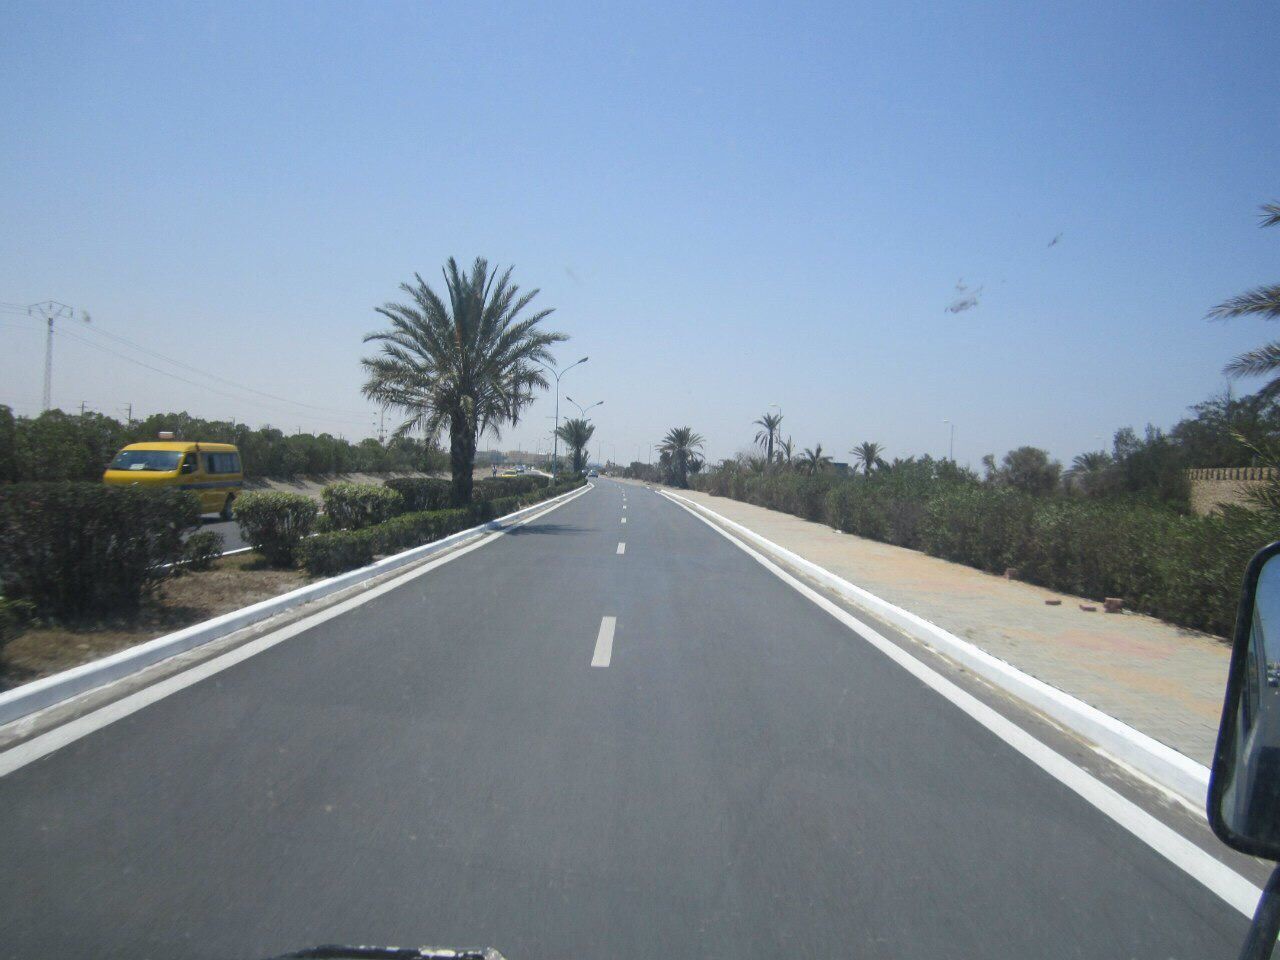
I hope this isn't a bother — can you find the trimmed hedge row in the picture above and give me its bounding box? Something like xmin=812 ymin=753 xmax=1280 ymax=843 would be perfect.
xmin=233 ymin=492 xmax=318 ymax=567
xmin=322 ymin=482 xmax=405 ymax=530
xmin=298 ymin=478 xmax=586 ymax=575
xmin=694 ymin=467 xmax=1277 ymax=637
xmin=0 ymin=482 xmax=201 ymax=620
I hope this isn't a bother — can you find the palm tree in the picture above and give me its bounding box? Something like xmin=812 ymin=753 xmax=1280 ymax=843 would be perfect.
xmin=1214 ymin=202 xmax=1280 ymax=396
xmin=800 ymin=443 xmax=833 ymax=476
xmin=850 ymin=441 xmax=885 ymax=477
xmin=555 ymin=417 xmax=596 ymax=474
xmin=362 ymin=257 xmax=566 ymax=504
xmin=753 ymin=412 xmax=783 ymax=466
xmin=777 ymin=435 xmax=794 ymax=466
xmin=659 ymin=426 xmax=705 ymax=488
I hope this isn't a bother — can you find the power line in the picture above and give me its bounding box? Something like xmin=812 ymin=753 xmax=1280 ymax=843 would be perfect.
xmin=54 ymin=325 xmax=374 ymax=427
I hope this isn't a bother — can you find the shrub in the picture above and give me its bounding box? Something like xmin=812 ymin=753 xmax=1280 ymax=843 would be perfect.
xmin=233 ymin=491 xmax=318 ymax=567
xmin=322 ymin=482 xmax=405 ymax=530
xmin=383 ymin=477 xmax=452 ymax=511
xmin=0 ymin=482 xmax=200 ymax=620
xmin=298 ymin=529 xmax=377 ymax=575
xmin=474 ymin=475 xmax=544 ymax=500
xmin=181 ymin=530 xmax=225 ymax=571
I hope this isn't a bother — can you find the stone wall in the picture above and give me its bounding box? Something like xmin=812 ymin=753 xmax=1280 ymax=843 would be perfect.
xmin=1187 ymin=467 xmax=1275 ymax=516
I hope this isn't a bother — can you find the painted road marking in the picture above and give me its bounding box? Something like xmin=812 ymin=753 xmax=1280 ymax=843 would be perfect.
xmin=592 ymin=616 xmax=617 ymax=667
xmin=660 ymin=491 xmax=1265 ymax=920
xmin=621 ymin=517 xmax=627 ymax=524
xmin=617 ymin=542 xmax=626 ymax=555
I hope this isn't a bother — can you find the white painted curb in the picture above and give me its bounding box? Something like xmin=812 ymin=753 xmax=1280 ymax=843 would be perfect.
xmin=0 ymin=483 xmax=591 ymax=727
xmin=662 ymin=490 xmax=1212 ymax=809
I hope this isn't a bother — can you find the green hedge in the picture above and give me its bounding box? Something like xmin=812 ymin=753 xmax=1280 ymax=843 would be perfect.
xmin=300 ymin=477 xmax=586 ymax=575
xmin=181 ymin=530 xmax=225 ymax=571
xmin=322 ymin=482 xmax=405 ymax=530
xmin=0 ymin=482 xmax=200 ymax=620
xmin=382 ymin=477 xmax=453 ymax=511
xmin=693 ymin=466 xmax=1276 ymax=637
xmin=233 ymin=491 xmax=318 ymax=567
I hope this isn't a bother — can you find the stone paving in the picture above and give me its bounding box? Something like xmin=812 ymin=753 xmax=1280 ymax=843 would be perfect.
xmin=673 ymin=487 xmax=1232 ymax=766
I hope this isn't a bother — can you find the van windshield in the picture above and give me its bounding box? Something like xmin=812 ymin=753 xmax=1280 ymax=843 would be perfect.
xmin=109 ymin=450 xmax=182 ymax=472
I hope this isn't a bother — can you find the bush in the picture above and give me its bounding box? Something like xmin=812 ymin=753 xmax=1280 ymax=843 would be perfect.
xmin=383 ymin=477 xmax=453 ymax=511
xmin=298 ymin=529 xmax=377 ymax=575
xmin=181 ymin=530 xmax=225 ymax=571
xmin=474 ymin=475 xmax=544 ymax=499
xmin=233 ymin=491 xmax=318 ymax=567
xmin=322 ymin=482 xmax=405 ymax=530
xmin=0 ymin=482 xmax=200 ymax=620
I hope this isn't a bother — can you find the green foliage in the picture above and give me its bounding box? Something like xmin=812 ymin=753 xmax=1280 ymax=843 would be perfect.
xmin=555 ymin=418 xmax=596 ymax=474
xmin=473 ymin=475 xmax=544 ymax=499
xmin=299 ymin=476 xmax=587 ymax=575
xmin=321 ymin=482 xmax=406 ymax=530
xmin=694 ymin=459 xmax=1278 ymax=636
xmin=0 ymin=482 xmax=200 ymax=620
xmin=0 ymin=404 xmax=448 ymax=482
xmin=983 ymin=446 xmax=1062 ymax=496
xmin=181 ymin=530 xmax=225 ymax=571
xmin=383 ymin=476 xmax=453 ymax=511
xmin=297 ymin=528 xmax=378 ymax=576
xmin=233 ymin=492 xmax=318 ymax=567
xmin=659 ymin=426 xmax=705 ymax=488
xmin=361 ymin=257 xmax=567 ymax=506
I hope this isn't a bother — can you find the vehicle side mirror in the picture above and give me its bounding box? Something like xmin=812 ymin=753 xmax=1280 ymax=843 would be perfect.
xmin=1209 ymin=541 xmax=1280 ymax=859
xmin=181 ymin=459 xmax=196 ymax=475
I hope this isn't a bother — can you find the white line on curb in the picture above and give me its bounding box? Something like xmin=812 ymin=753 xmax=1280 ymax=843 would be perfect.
xmin=660 ymin=490 xmax=1261 ymax=919
xmin=592 ymin=616 xmax=617 ymax=667
xmin=661 ymin=491 xmax=1209 ymax=812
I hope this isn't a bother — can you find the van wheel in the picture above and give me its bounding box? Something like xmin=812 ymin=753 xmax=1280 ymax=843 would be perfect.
xmin=220 ymin=495 xmax=235 ymax=522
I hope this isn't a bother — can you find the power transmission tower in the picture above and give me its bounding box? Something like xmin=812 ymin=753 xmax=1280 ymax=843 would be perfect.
xmin=28 ymin=301 xmax=75 ymax=411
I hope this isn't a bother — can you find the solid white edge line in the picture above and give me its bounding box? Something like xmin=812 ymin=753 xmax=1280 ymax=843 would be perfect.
xmin=662 ymin=490 xmax=1210 ymax=811
xmin=592 ymin=616 xmax=617 ymax=667
xmin=0 ymin=487 xmax=590 ymax=779
xmin=659 ymin=491 xmax=1262 ymax=919
xmin=617 ymin=542 xmax=626 ymax=555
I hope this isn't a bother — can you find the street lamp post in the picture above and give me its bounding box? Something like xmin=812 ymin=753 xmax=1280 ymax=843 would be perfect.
xmin=564 ymin=396 xmax=603 ymax=473
xmin=535 ymin=356 xmax=588 ymax=483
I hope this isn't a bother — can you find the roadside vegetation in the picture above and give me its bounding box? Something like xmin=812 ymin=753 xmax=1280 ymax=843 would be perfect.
xmin=361 ymin=257 xmax=566 ymax=506
xmin=683 ymin=387 xmax=1280 ymax=637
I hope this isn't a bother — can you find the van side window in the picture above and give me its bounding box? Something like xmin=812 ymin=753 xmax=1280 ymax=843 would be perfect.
xmin=180 ymin=453 xmax=197 ymax=475
xmin=203 ymin=452 xmax=242 ymax=475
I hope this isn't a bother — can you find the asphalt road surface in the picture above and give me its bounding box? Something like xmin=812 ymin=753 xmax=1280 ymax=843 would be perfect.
xmin=189 ymin=515 xmax=250 ymax=552
xmin=0 ymin=479 xmax=1254 ymax=959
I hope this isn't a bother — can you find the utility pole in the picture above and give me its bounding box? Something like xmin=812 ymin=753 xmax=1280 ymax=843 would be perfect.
xmin=28 ymin=301 xmax=75 ymax=412
xmin=79 ymin=400 xmax=87 ymax=417
xmin=378 ymin=407 xmax=386 ymax=445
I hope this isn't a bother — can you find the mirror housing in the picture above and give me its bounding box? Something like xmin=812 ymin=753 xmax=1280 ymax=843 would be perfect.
xmin=1209 ymin=540 xmax=1280 ymax=860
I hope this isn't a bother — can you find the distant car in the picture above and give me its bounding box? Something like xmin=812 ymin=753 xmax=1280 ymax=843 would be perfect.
xmin=588 ymin=469 xmax=598 ymax=477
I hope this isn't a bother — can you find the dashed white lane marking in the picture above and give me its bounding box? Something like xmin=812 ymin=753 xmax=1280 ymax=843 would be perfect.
xmin=592 ymin=616 xmax=617 ymax=667
xmin=617 ymin=542 xmax=626 ymax=555
xmin=621 ymin=517 xmax=627 ymax=524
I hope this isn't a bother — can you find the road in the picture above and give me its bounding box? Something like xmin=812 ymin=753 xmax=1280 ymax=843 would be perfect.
xmin=0 ymin=479 xmax=1254 ymax=959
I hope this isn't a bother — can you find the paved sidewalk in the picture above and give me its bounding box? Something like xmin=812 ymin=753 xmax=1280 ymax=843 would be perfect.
xmin=673 ymin=487 xmax=1231 ymax=766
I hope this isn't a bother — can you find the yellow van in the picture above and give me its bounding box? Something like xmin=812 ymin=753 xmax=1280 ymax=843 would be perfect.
xmin=103 ymin=440 xmax=244 ymax=520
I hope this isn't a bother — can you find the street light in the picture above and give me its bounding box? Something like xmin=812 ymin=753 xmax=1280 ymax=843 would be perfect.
xmin=564 ymin=396 xmax=604 ymax=418
xmin=534 ymin=356 xmax=588 ymax=481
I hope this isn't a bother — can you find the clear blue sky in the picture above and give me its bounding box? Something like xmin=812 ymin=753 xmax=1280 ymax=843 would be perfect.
xmin=1 ymin=0 xmax=1277 ymax=467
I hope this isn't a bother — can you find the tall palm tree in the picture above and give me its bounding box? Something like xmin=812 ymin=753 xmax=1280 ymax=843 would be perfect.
xmin=362 ymin=257 xmax=566 ymax=504
xmin=659 ymin=426 xmax=705 ymax=488
xmin=1214 ymin=202 xmax=1280 ymax=396
xmin=555 ymin=417 xmax=596 ymax=474
xmin=800 ymin=443 xmax=833 ymax=476
xmin=850 ymin=441 xmax=885 ymax=477
xmin=753 ymin=412 xmax=783 ymax=466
